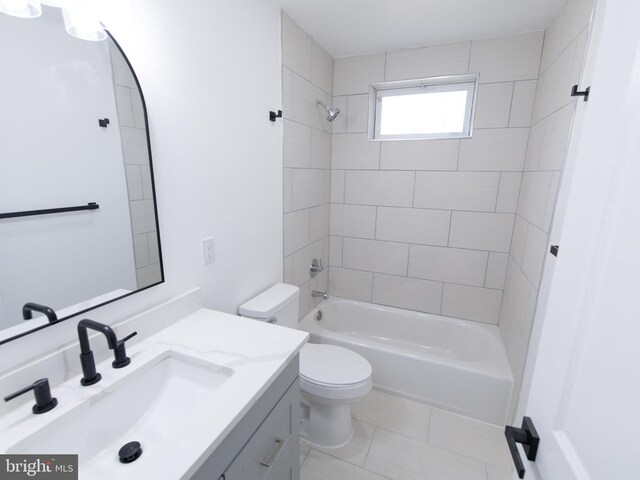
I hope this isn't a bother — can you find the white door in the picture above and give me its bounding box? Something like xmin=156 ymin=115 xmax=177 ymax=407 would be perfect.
xmin=512 ymin=0 xmax=640 ymax=479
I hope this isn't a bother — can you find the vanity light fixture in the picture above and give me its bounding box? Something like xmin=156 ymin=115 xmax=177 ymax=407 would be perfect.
xmin=0 ymin=0 xmax=106 ymax=42
xmin=62 ymin=0 xmax=106 ymax=42
xmin=0 ymin=0 xmax=42 ymax=18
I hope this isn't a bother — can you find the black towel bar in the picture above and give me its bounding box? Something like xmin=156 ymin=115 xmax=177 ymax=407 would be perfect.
xmin=0 ymin=202 xmax=100 ymax=220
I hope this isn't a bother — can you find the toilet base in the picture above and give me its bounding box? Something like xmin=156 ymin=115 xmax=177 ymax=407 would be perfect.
xmin=299 ymin=396 xmax=355 ymax=449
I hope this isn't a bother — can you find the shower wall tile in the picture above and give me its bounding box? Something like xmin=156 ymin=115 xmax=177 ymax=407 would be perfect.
xmin=496 ymin=172 xmax=522 ymax=214
xmin=449 ymin=212 xmax=515 ymax=253
xmin=458 ymin=128 xmax=529 ymax=171
xmin=292 ymin=168 xmax=326 ymax=210
xmin=329 ymin=267 xmax=373 ymax=302
xmin=328 ymin=32 xmax=546 ymax=327
xmin=334 ymin=53 xmax=385 ymax=95
xmin=342 ymin=238 xmax=410 ymax=276
xmin=469 ymin=32 xmax=544 ymax=83
xmin=329 ymin=236 xmax=343 ymax=267
xmin=344 ymin=171 xmax=415 ymax=207
xmin=330 ymin=96 xmax=348 ymax=134
xmin=485 ymin=252 xmax=509 ymax=290
xmin=284 ymin=209 xmax=310 ymax=256
xmin=330 ymin=170 xmax=345 ymax=203
xmin=414 ymin=171 xmax=500 ymax=212
xmin=283 ymin=120 xmax=311 ymax=168
xmin=330 ymin=204 xmax=376 ymax=238
xmin=474 ymin=82 xmax=514 ymax=129
xmin=408 ymin=245 xmax=488 ymax=287
xmin=442 ymin=284 xmax=502 ymax=324
xmin=380 ymin=139 xmax=459 ymax=171
xmin=375 ymin=207 xmax=450 ymax=246
xmin=384 ymin=41 xmax=471 ymax=81
xmin=332 ymin=134 xmax=380 ymax=170
xmin=282 ymin=14 xmax=333 ymax=318
xmin=509 ymin=80 xmax=537 ymax=127
xmin=346 ymin=95 xmax=369 ymax=133
xmin=372 ymin=273 xmax=443 ymax=314
xmin=282 ymin=12 xmax=312 ymax=79
xmin=310 ymin=129 xmax=332 ymax=169
xmin=311 ymin=40 xmax=334 ymax=94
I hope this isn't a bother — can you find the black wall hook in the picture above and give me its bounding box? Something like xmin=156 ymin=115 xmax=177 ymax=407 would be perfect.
xmin=269 ymin=110 xmax=283 ymax=122
xmin=571 ymin=85 xmax=590 ymax=101
xmin=99 ymin=118 xmax=110 ymax=127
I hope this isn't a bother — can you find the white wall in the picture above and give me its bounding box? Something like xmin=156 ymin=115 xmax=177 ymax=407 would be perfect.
xmin=0 ymin=10 xmax=137 ymax=330
xmin=326 ymin=33 xmax=544 ymax=325
xmin=0 ymin=0 xmax=284 ymax=371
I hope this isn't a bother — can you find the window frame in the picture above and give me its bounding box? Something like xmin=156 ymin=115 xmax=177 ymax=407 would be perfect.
xmin=367 ymin=74 xmax=479 ymax=141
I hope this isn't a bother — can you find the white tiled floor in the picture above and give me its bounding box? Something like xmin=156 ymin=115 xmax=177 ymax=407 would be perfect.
xmin=300 ymin=390 xmax=514 ymax=480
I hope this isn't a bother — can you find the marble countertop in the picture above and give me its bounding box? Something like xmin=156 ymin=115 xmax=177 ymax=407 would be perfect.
xmin=0 ymin=308 xmax=308 ymax=479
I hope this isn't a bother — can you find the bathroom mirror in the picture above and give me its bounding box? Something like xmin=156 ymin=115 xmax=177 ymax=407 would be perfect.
xmin=0 ymin=6 xmax=163 ymax=345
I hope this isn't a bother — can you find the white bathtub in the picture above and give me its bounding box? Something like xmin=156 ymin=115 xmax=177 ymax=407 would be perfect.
xmin=299 ymin=297 xmax=513 ymax=425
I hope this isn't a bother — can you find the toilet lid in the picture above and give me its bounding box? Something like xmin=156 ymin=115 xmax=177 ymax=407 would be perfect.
xmin=300 ymin=343 xmax=372 ymax=386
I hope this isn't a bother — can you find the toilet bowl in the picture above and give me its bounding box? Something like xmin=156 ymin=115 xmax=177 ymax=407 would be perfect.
xmin=239 ymin=283 xmax=372 ymax=448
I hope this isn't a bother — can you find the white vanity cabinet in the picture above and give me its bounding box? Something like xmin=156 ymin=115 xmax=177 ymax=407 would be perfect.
xmin=191 ymin=356 xmax=300 ymax=480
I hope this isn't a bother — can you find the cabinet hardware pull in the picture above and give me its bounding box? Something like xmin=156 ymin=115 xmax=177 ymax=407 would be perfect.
xmin=260 ymin=438 xmax=284 ymax=467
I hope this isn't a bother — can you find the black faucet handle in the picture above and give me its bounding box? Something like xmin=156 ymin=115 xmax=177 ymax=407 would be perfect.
xmin=4 ymin=378 xmax=58 ymax=414
xmin=112 ymin=331 xmax=137 ymax=369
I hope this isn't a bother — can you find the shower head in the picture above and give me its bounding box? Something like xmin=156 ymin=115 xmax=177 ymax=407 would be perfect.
xmin=316 ymin=100 xmax=341 ymax=122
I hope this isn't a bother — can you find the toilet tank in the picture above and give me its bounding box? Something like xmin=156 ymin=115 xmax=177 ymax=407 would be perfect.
xmin=238 ymin=283 xmax=300 ymax=329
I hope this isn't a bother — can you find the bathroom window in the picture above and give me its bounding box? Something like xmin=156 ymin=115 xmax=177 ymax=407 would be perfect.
xmin=368 ymin=74 xmax=478 ymax=141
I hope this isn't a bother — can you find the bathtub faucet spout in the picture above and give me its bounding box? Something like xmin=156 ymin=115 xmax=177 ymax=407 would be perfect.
xmin=311 ymin=290 xmax=328 ymax=300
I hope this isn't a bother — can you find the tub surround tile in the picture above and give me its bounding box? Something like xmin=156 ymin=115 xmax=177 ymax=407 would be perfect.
xmin=428 ymin=409 xmax=513 ymax=469
xmin=334 ymin=53 xmax=386 ymax=95
xmin=284 ymin=209 xmax=310 ymax=256
xmin=409 ymin=245 xmax=488 ymax=287
xmin=474 ymin=82 xmax=514 ymax=129
xmin=330 ymin=170 xmax=345 ymax=203
xmin=414 ymin=172 xmax=500 ymax=212
xmin=310 ymin=129 xmax=332 ymax=169
xmin=442 ymin=284 xmax=503 ymax=324
xmin=310 ymin=419 xmax=376 ymax=467
xmin=352 ymin=390 xmax=431 ymax=442
xmin=284 ymin=120 xmax=311 ymax=168
xmin=509 ymin=80 xmax=537 ymax=127
xmin=380 ymin=139 xmax=459 ymax=171
xmin=282 ymin=12 xmax=312 ymax=80
xmin=342 ymin=238 xmax=410 ymax=276
xmin=347 ymin=95 xmax=369 ymax=133
xmin=329 ymin=267 xmax=373 ymax=302
xmin=496 ymin=172 xmax=523 ymax=214
xmin=385 ymin=41 xmax=471 ymax=81
xmin=365 ymin=428 xmax=487 ymax=480
xmin=329 ymin=236 xmax=343 ymax=267
xmin=372 ymin=273 xmax=443 ymax=315
xmin=292 ymin=169 xmax=327 ymax=210
xmin=332 ymin=134 xmax=381 ymax=170
xmin=311 ymin=40 xmax=334 ymax=95
xmin=344 ymin=170 xmax=415 ymax=207
xmin=375 ymin=207 xmax=450 ymax=247
xmin=330 ymin=204 xmax=376 ymax=239
xmin=458 ymin=128 xmax=529 ymax=171
xmin=309 ymin=204 xmax=330 ymax=243
xmin=485 ymin=253 xmax=509 ymax=290
xmin=449 ymin=212 xmax=515 ymax=253
xmin=469 ymin=32 xmax=544 ymax=83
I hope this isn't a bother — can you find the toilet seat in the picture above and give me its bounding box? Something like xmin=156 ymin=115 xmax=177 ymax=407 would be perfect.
xmin=299 ymin=343 xmax=372 ymax=400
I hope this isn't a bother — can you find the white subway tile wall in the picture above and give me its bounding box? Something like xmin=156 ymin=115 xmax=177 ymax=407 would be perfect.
xmin=282 ymin=13 xmax=333 ymax=318
xmin=499 ymin=0 xmax=593 ymax=420
xmin=329 ymin=32 xmax=545 ymax=325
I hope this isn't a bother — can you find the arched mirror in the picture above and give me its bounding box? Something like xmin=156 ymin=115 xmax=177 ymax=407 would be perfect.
xmin=0 ymin=5 xmax=163 ymax=345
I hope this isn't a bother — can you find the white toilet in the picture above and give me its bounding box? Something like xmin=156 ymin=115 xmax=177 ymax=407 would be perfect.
xmin=239 ymin=283 xmax=372 ymax=449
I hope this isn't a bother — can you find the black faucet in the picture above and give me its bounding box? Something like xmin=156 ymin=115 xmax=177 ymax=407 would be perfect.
xmin=77 ymin=319 xmax=137 ymax=386
xmin=4 ymin=378 xmax=58 ymax=414
xmin=22 ymin=303 xmax=57 ymax=323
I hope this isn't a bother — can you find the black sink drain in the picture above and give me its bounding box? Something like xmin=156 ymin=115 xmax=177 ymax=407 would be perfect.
xmin=119 ymin=441 xmax=143 ymax=464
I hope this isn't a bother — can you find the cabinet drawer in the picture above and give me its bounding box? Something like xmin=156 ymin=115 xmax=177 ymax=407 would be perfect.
xmin=242 ymin=387 xmax=293 ymax=480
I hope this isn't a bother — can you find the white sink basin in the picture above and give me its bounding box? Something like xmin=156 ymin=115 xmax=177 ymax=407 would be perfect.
xmin=9 ymin=352 xmax=233 ymax=474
